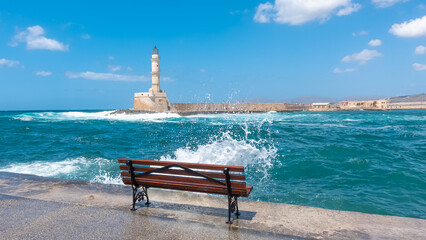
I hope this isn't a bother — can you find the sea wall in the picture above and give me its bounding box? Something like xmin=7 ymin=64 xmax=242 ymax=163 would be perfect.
xmin=389 ymin=101 xmax=426 ymax=110
xmin=170 ymin=103 xmax=310 ymax=114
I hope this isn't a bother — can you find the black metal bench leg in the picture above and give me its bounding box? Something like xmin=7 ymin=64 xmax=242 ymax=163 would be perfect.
xmin=128 ymin=160 xmax=138 ymax=211
xmin=227 ymin=195 xmax=233 ymax=224
xmin=144 ymin=187 xmax=150 ymax=206
xmin=226 ymin=196 xmax=240 ymax=224
xmin=131 ymin=185 xmax=137 ymax=211
xmin=224 ymin=167 xmax=239 ymax=224
xmin=131 ymin=186 xmax=150 ymax=210
xmin=235 ymin=197 xmax=240 ymax=217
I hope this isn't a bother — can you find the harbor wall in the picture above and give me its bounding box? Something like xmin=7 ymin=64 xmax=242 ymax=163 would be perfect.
xmin=170 ymin=103 xmax=310 ymax=113
xmin=389 ymin=101 xmax=426 ymax=110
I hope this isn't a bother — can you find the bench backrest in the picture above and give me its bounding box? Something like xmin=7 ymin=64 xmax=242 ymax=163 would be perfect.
xmin=118 ymin=158 xmax=249 ymax=196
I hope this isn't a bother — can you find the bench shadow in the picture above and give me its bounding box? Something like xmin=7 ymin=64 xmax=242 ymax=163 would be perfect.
xmin=136 ymin=201 xmax=257 ymax=221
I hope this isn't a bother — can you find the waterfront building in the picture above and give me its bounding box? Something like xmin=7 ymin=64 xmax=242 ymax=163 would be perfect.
xmin=339 ymin=100 xmax=389 ymax=110
xmin=311 ymin=103 xmax=333 ymax=111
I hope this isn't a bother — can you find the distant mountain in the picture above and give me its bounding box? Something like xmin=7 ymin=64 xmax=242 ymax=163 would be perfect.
xmin=239 ymin=95 xmax=388 ymax=104
xmin=390 ymin=94 xmax=426 ymax=103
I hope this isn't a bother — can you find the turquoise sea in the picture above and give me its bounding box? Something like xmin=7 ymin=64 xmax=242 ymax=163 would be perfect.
xmin=0 ymin=110 xmax=425 ymax=219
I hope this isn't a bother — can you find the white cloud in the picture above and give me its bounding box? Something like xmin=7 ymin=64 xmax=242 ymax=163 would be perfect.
xmin=333 ymin=68 xmax=356 ymax=73
xmin=352 ymin=30 xmax=368 ymax=37
xmin=415 ymin=45 xmax=426 ymax=55
xmin=337 ymin=3 xmax=361 ymax=16
xmin=10 ymin=25 xmax=69 ymax=51
xmin=66 ymin=72 xmax=148 ymax=82
xmin=81 ymin=34 xmax=91 ymax=39
xmin=200 ymin=68 xmax=206 ymax=73
xmin=420 ymin=4 xmax=426 ymax=10
xmin=254 ymin=2 xmax=274 ymax=23
xmin=0 ymin=58 xmax=20 ymax=67
xmin=413 ymin=63 xmax=426 ymax=71
xmin=35 ymin=71 xmax=52 ymax=76
xmin=254 ymin=0 xmax=360 ymax=25
xmin=368 ymin=39 xmax=382 ymax=46
xmin=126 ymin=66 xmax=133 ymax=71
xmin=389 ymin=16 xmax=426 ymax=38
xmin=108 ymin=65 xmax=121 ymax=72
xmin=342 ymin=49 xmax=383 ymax=64
xmin=108 ymin=56 xmax=114 ymax=60
xmin=372 ymin=0 xmax=407 ymax=8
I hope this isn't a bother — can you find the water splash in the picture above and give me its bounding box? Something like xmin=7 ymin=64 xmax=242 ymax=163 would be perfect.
xmin=160 ymin=129 xmax=278 ymax=181
xmin=89 ymin=157 xmax=123 ymax=185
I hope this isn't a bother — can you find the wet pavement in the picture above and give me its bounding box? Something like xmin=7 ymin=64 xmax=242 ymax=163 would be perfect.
xmin=0 ymin=172 xmax=425 ymax=239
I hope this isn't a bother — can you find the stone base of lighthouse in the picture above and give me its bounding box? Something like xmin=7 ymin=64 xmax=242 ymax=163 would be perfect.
xmin=134 ymin=90 xmax=171 ymax=112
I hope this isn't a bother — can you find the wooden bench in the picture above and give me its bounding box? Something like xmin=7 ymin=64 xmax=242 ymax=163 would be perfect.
xmin=118 ymin=158 xmax=253 ymax=224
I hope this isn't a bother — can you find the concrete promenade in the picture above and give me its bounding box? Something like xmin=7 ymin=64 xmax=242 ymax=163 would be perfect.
xmin=0 ymin=172 xmax=425 ymax=239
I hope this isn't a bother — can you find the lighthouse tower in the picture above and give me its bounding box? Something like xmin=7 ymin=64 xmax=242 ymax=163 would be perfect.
xmin=150 ymin=46 xmax=161 ymax=94
xmin=133 ymin=46 xmax=170 ymax=112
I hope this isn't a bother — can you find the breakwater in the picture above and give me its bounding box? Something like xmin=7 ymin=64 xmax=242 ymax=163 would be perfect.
xmin=130 ymin=102 xmax=311 ymax=114
xmin=171 ymin=103 xmax=310 ymax=114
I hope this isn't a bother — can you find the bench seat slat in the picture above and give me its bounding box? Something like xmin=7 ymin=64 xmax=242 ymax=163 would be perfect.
xmin=245 ymin=186 xmax=253 ymax=196
xmin=122 ymin=178 xmax=251 ymax=197
xmin=120 ymin=172 xmax=246 ymax=188
xmin=119 ymin=165 xmax=245 ymax=181
xmin=118 ymin=158 xmax=244 ymax=172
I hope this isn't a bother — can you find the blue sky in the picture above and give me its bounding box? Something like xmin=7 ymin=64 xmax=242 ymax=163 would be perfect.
xmin=0 ymin=0 xmax=425 ymax=110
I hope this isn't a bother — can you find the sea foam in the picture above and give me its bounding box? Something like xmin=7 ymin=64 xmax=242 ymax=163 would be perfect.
xmin=0 ymin=158 xmax=85 ymax=177
xmin=13 ymin=111 xmax=181 ymax=122
xmin=0 ymin=157 xmax=123 ymax=185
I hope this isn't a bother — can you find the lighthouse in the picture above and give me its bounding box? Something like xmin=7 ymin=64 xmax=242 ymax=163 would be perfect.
xmin=150 ymin=46 xmax=161 ymax=94
xmin=133 ymin=46 xmax=170 ymax=112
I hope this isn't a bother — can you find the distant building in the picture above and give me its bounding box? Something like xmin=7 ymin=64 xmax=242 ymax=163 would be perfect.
xmin=311 ymin=103 xmax=333 ymax=111
xmin=134 ymin=46 xmax=171 ymax=112
xmin=339 ymin=100 xmax=389 ymax=110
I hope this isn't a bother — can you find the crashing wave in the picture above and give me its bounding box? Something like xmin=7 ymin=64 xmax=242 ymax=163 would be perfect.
xmin=0 ymin=157 xmax=123 ymax=185
xmin=160 ymin=129 xmax=278 ymax=181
